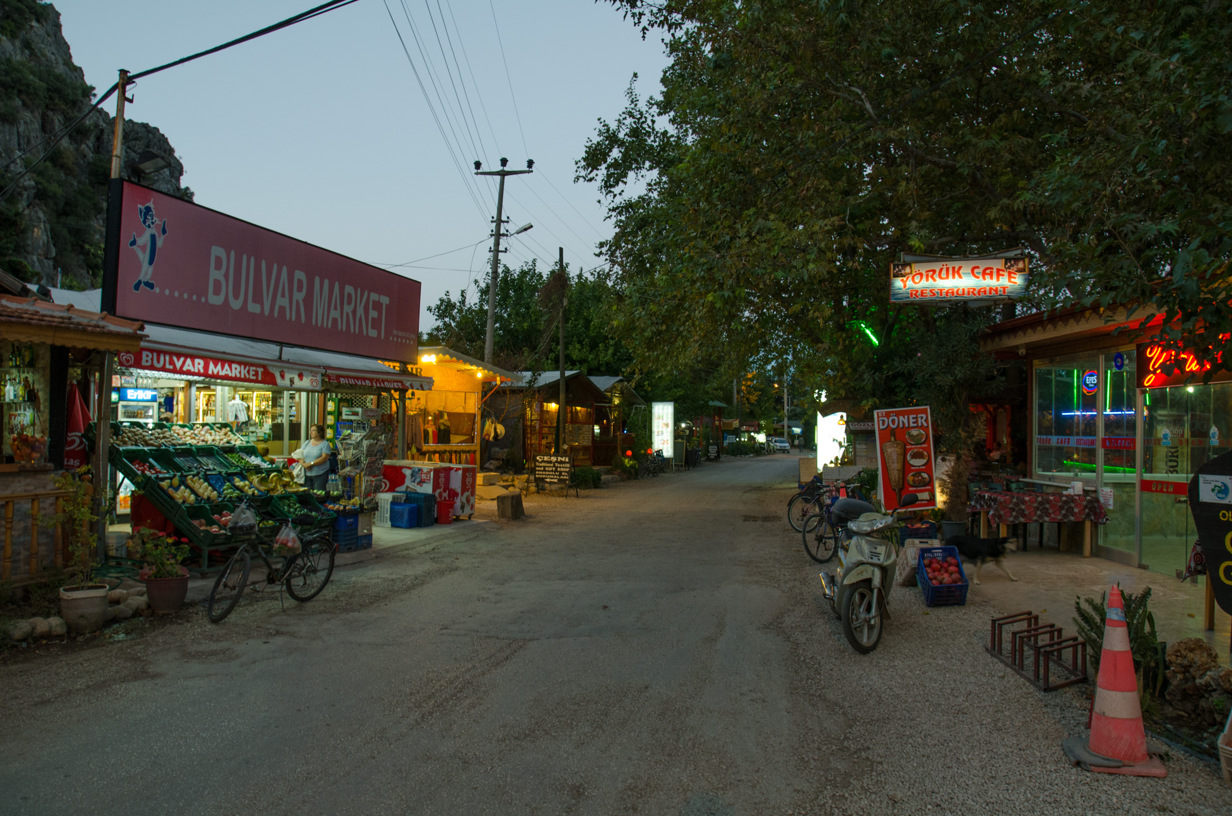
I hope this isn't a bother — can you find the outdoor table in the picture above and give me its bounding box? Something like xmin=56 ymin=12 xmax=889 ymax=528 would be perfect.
xmin=969 ymin=490 xmax=1108 ymax=557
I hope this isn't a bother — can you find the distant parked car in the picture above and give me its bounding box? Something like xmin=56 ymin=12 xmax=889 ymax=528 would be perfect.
xmin=770 ymin=437 xmax=790 ymax=453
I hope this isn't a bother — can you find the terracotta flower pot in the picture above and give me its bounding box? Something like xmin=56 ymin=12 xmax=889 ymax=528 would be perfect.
xmin=140 ymin=566 xmax=190 ymax=615
xmin=59 ymin=584 xmax=110 ymax=634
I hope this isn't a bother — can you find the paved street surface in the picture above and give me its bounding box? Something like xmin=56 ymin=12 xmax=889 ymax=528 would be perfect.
xmin=2 ymin=456 xmax=1231 ymax=815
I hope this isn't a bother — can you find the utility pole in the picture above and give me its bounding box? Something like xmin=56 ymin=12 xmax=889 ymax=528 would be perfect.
xmin=556 ymin=247 xmax=567 ymax=455
xmin=94 ymin=69 xmax=130 ymax=560
xmin=475 ymin=158 xmax=533 ymax=364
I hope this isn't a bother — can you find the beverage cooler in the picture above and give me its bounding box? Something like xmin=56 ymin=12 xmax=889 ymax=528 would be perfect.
xmin=115 ymin=387 xmax=158 ymax=426
xmin=382 ymin=460 xmax=476 ymax=520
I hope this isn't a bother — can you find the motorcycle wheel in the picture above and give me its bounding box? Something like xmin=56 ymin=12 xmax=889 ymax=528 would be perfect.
xmin=840 ymin=580 xmax=882 ymax=653
xmin=803 ymin=517 xmax=838 ymax=563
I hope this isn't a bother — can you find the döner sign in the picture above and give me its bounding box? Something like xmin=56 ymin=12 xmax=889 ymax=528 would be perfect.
xmin=107 ymin=181 xmax=420 ymax=361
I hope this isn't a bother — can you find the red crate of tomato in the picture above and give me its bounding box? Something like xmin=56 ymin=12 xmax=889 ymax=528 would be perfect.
xmin=916 ymin=545 xmax=969 ymax=607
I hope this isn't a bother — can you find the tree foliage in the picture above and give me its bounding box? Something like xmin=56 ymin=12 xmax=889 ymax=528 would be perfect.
xmin=423 ymin=261 xmax=637 ymax=376
xmin=582 ymin=0 xmax=1232 ymax=411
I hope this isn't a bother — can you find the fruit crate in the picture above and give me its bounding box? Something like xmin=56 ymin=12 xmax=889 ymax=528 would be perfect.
xmin=109 ymin=446 xmax=163 ymax=486
xmin=916 ymin=545 xmax=969 ymax=607
xmin=169 ymin=445 xmax=208 ymax=472
xmin=182 ymin=502 xmax=238 ymax=547
xmin=191 ymin=445 xmax=235 ymax=472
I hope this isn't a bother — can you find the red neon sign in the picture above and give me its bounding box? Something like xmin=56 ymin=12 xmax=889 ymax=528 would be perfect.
xmin=1137 ymin=335 xmax=1231 ymax=389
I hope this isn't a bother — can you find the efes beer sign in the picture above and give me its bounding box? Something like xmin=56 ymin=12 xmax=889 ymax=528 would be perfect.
xmin=890 ymin=255 xmax=1028 ymax=305
xmin=1189 ymin=451 xmax=1232 ymax=615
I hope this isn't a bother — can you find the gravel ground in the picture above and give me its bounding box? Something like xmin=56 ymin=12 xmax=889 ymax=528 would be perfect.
xmin=1 ymin=456 xmax=1230 ymax=815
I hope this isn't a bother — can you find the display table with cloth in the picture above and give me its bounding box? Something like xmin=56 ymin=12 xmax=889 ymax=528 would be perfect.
xmin=968 ymin=490 xmax=1108 ymax=557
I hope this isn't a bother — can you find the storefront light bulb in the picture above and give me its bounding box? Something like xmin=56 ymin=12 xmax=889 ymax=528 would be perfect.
xmin=1186 ymin=386 xmax=1194 ymax=393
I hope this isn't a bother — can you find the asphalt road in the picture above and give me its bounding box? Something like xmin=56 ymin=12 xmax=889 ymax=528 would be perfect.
xmin=2 ymin=456 xmax=1230 ymax=815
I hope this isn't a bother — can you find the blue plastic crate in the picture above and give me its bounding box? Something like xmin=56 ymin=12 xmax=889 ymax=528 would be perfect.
xmin=336 ymin=534 xmax=361 ymax=553
xmin=333 ymin=514 xmax=359 ymax=533
xmin=389 ymin=502 xmax=418 ymax=529
xmin=916 ymin=545 xmax=969 ymax=607
xmin=357 ymin=533 xmax=373 ymax=550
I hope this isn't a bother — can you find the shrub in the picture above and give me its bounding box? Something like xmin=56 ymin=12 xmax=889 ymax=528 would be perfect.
xmin=571 ymin=466 xmax=603 ymax=489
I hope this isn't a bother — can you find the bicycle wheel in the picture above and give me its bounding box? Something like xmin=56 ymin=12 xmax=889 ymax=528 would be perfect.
xmin=803 ymin=516 xmax=839 ymax=563
xmin=285 ymin=533 xmax=335 ymax=602
xmin=207 ymin=549 xmax=251 ymax=622
xmin=788 ymin=494 xmax=818 ymax=532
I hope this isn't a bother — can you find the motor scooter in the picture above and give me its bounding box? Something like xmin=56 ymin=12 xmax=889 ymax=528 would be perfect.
xmin=818 ymin=498 xmax=913 ymax=653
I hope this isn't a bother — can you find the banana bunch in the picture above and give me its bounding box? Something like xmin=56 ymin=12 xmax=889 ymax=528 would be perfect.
xmin=232 ymin=475 xmax=263 ymax=496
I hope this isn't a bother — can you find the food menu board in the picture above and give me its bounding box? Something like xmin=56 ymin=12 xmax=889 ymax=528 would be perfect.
xmin=874 ymin=406 xmax=937 ymax=512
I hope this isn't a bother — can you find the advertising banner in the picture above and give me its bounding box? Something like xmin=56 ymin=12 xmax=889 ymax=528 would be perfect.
xmin=106 ymin=180 xmax=421 ymax=361
xmin=889 ymin=257 xmax=1028 ymax=304
xmin=119 ymin=348 xmax=322 ymax=390
xmin=1188 ymin=451 xmax=1232 ymax=615
xmin=873 ymin=406 xmax=937 ymax=512
xmin=652 ymin=402 xmax=675 ymax=457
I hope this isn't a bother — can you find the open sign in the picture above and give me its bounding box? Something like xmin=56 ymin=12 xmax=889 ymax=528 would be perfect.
xmin=1081 ymin=370 xmax=1099 ymax=395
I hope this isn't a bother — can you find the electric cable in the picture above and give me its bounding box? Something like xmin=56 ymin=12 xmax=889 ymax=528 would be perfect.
xmin=384 ymin=0 xmax=489 ymax=220
xmin=487 ymin=0 xmax=529 ymax=158
xmin=1 ymin=0 xmax=358 ymax=205
xmin=444 ymin=0 xmax=502 ymax=157
xmin=424 ymin=0 xmax=484 ymax=161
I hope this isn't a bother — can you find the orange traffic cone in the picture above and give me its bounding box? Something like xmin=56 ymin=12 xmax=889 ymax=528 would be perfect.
xmin=1062 ymin=585 xmax=1166 ymax=777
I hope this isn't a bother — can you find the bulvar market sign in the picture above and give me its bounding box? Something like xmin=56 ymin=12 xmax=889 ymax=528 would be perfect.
xmin=889 ymin=254 xmax=1028 ymax=304
xmin=119 ymin=348 xmax=322 ymax=390
xmin=103 ymin=180 xmax=421 ymax=362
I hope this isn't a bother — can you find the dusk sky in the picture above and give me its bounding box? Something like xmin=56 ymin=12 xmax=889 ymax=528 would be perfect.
xmin=55 ymin=0 xmax=668 ymax=330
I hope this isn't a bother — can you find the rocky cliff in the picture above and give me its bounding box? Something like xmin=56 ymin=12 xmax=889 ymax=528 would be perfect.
xmin=0 ymin=0 xmax=188 ymax=290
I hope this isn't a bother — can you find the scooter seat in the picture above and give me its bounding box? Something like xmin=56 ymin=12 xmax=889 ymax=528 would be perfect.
xmin=831 ymin=498 xmax=877 ymax=528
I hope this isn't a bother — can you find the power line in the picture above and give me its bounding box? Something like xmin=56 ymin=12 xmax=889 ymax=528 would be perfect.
xmin=384 ymin=0 xmax=489 ymax=220
xmin=2 ymin=0 xmax=359 ymax=205
xmin=487 ymin=0 xmax=529 ymax=158
xmin=424 ymin=0 xmax=485 ymax=161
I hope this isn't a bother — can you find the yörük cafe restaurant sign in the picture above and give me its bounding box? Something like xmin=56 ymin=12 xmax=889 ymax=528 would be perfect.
xmin=889 ymin=254 xmax=1028 ymax=305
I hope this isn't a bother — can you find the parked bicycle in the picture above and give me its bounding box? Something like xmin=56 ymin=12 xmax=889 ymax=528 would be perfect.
xmin=800 ymin=481 xmax=866 ymax=563
xmin=787 ymin=474 xmax=828 ymax=532
xmin=207 ymin=513 xmax=336 ymax=622
xmin=638 ymin=449 xmax=668 ymax=478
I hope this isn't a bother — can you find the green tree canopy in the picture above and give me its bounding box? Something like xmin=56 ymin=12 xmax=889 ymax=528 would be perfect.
xmin=582 ymin=0 xmax=1232 ymax=404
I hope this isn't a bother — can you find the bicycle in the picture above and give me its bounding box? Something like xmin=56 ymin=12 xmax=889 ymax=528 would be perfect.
xmin=638 ymin=449 xmax=668 ymax=478
xmin=787 ymin=474 xmax=828 ymax=532
xmin=207 ymin=514 xmax=336 ymax=622
xmin=800 ymin=482 xmax=866 ymax=563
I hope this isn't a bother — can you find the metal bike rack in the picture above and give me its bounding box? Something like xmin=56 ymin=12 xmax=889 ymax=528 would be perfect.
xmin=987 ymin=611 xmax=1087 ymax=692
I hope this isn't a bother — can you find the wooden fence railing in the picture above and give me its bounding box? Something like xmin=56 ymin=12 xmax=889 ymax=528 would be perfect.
xmin=1 ymin=489 xmax=70 ymax=583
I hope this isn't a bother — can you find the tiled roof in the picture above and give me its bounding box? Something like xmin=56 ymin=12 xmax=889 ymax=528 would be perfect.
xmin=0 ymin=295 xmax=145 ymax=337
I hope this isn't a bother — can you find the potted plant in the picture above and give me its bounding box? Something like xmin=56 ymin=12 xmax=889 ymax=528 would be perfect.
xmin=133 ymin=527 xmax=191 ymax=615
xmin=47 ymin=467 xmax=110 ymax=634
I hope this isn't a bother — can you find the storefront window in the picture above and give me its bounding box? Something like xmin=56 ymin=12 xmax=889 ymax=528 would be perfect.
xmin=1033 ymin=356 xmax=1100 ymax=479
xmin=1140 ymin=380 xmax=1232 ymax=573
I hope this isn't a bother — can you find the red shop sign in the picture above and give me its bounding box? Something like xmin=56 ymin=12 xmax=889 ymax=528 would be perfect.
xmin=121 ymin=348 xmax=321 ymax=390
xmin=1102 ymin=437 xmax=1136 ymax=450
xmin=107 ymin=181 xmax=421 ymax=362
xmin=1140 ymin=479 xmax=1188 ymax=496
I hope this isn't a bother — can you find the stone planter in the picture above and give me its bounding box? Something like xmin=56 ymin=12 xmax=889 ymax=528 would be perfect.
xmin=140 ymin=566 xmax=190 ymax=615
xmin=59 ymin=585 xmax=110 ymax=634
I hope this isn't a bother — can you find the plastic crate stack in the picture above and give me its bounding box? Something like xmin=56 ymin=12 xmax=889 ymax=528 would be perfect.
xmin=332 ymin=514 xmax=372 ymax=553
